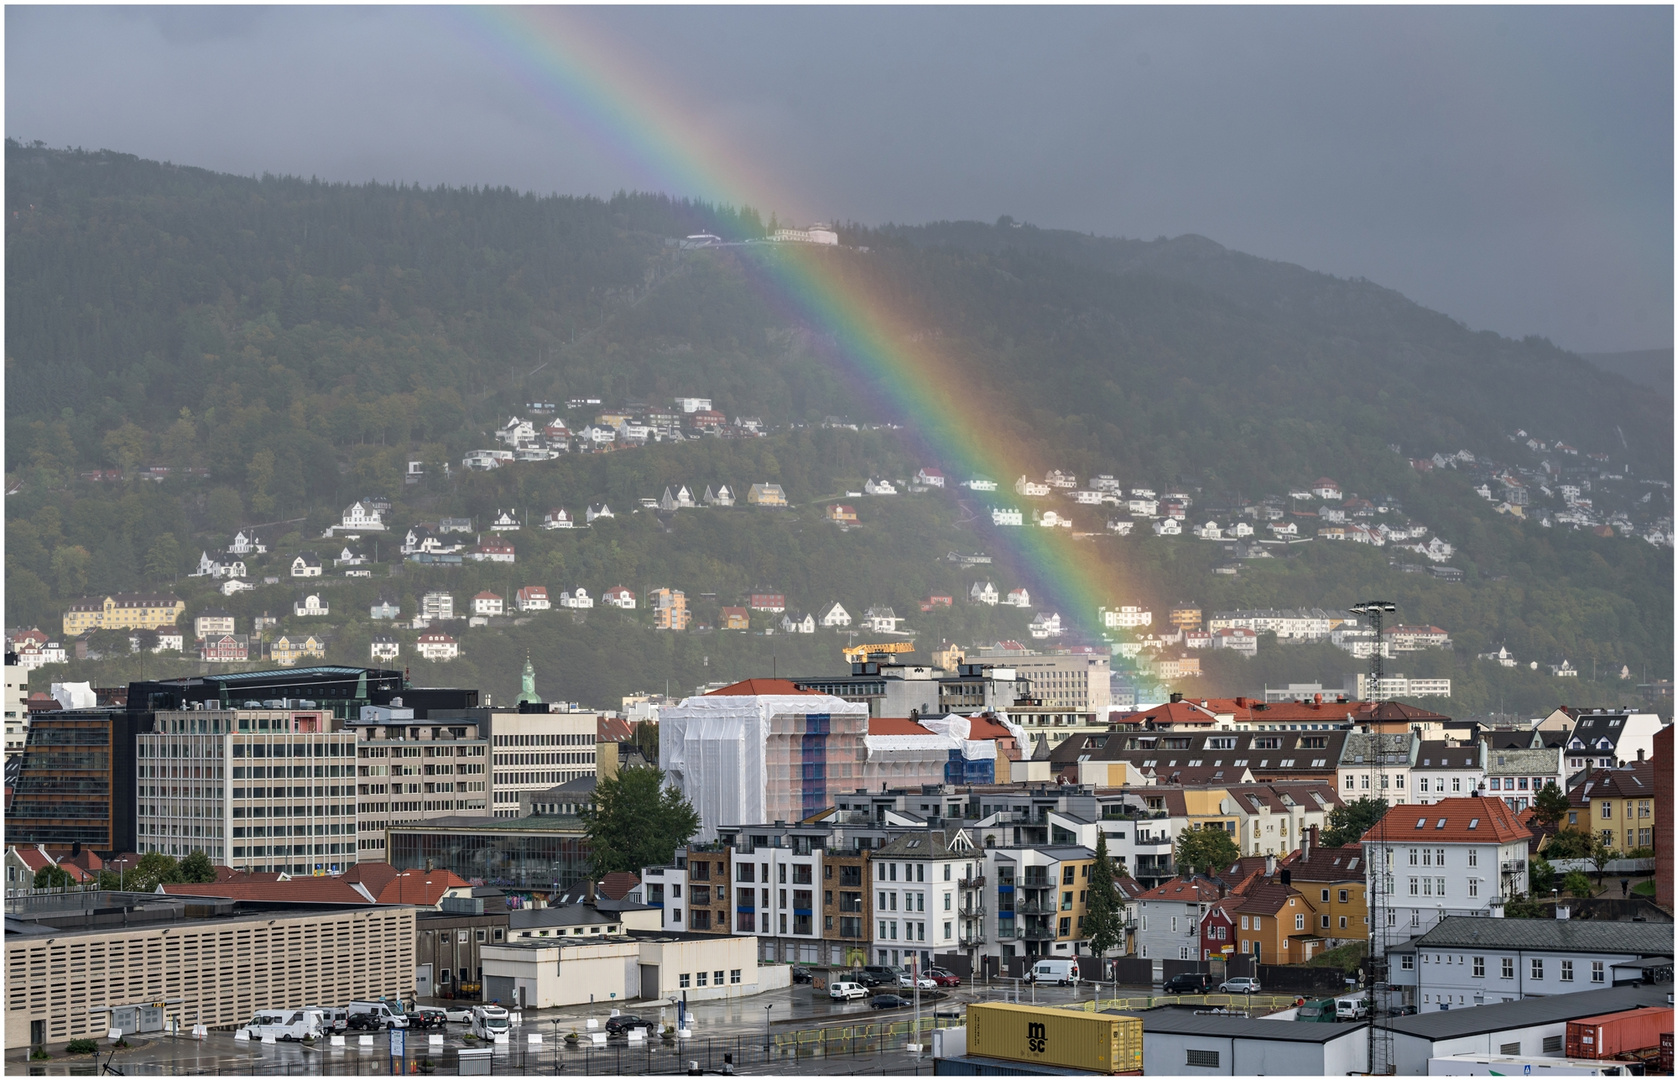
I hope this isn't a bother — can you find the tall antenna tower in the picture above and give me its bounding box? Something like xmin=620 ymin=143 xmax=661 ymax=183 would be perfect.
xmin=1349 ymin=600 xmax=1397 ymax=1075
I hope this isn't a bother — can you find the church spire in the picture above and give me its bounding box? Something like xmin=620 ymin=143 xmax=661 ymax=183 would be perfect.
xmin=518 ymin=653 xmax=542 ymax=705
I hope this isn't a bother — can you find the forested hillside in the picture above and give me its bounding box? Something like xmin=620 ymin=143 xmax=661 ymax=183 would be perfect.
xmin=6 ymin=142 xmax=1669 ymax=716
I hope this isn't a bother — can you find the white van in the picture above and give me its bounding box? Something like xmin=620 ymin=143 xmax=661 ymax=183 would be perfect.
xmin=471 ymin=1005 xmax=510 ymax=1040
xmin=347 ymin=1000 xmax=408 ymax=1030
xmin=1026 ymin=958 xmax=1080 ymax=986
xmin=1335 ymin=996 xmax=1369 ymax=1021
xmin=828 ymin=981 xmax=869 ymax=1001
xmin=239 ymin=1010 xmax=322 ymax=1042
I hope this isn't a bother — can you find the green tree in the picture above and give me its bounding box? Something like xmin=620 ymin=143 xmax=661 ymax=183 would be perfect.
xmin=206 ymin=486 xmax=244 ymax=533
xmin=129 ymin=851 xmax=183 ymax=892
xmin=1562 ymin=871 xmax=1595 ymax=898
xmin=1175 ymin=824 xmax=1240 ymax=877
xmin=51 ymin=544 xmax=91 ymax=596
xmin=178 ymin=849 xmax=218 ymax=884
xmin=144 ymin=533 xmax=182 ymax=581
xmin=33 ymin=865 xmax=74 ymax=888
xmin=1531 ymin=783 xmax=1570 ymax=828
xmin=1543 ymin=829 xmax=1594 ymax=860
xmin=579 ymin=766 xmax=700 ymax=878
xmin=1083 ymin=831 xmax=1126 ymax=962
xmin=1321 ymin=797 xmax=1390 ymax=848
xmin=1528 ymin=858 xmax=1556 ymax=897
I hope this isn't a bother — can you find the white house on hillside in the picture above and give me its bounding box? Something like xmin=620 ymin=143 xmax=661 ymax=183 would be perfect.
xmin=817 ymin=602 xmax=851 ymax=628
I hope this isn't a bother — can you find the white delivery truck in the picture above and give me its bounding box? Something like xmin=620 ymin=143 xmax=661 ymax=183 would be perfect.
xmin=239 ymin=1010 xmax=322 ymax=1042
xmin=471 ymin=1005 xmax=511 ymax=1040
xmin=1428 ymin=1055 xmax=1630 ymax=1076
xmin=1025 ymin=958 xmax=1080 ymax=986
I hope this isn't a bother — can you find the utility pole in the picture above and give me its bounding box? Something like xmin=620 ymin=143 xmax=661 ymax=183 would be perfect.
xmin=1349 ymin=600 xmax=1396 ymax=1076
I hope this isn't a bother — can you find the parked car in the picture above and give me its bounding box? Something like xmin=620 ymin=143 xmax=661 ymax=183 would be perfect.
xmin=605 ymin=1015 xmax=654 ymax=1036
xmin=868 ymin=994 xmax=910 ymax=1010
xmin=828 ymin=981 xmax=869 ymax=1001
xmin=347 ymin=1000 xmax=408 ymax=1030
xmin=410 ymin=1010 xmax=447 ymax=1031
xmin=899 ymin=973 xmax=937 ymax=990
xmin=1219 ymin=977 xmax=1262 ymax=994
xmin=791 ymin=966 xmax=814 ymax=984
xmin=1163 ymin=972 xmax=1214 ymax=994
xmin=347 ymin=1013 xmax=384 ymax=1032
xmin=442 ymin=1005 xmax=476 ymax=1024
xmin=1334 ymin=996 xmax=1369 ymax=1021
xmin=926 ymin=967 xmax=962 ymax=988
xmin=861 ymin=964 xmax=906 ymax=988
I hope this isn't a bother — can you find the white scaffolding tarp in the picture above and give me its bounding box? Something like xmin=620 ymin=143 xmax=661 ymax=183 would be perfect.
xmin=661 ymin=692 xmax=866 ymax=840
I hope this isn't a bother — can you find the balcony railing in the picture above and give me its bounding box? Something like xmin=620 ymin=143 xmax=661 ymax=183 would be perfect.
xmin=959 ymin=928 xmax=987 ymax=945
xmin=1022 ymin=923 xmax=1057 ymax=941
xmin=1016 ymin=900 xmax=1052 ymax=915
xmin=959 ymin=904 xmax=986 ymax=918
xmin=959 ymin=875 xmax=986 ymax=890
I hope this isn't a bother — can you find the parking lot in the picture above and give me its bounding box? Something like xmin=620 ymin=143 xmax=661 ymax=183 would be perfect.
xmin=6 ymin=975 xmax=1287 ymax=1075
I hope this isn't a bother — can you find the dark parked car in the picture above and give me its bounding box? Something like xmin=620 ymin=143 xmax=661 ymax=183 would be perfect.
xmin=926 ymin=967 xmax=962 ymax=988
xmin=791 ymin=966 xmax=814 ymax=984
xmin=1163 ymin=972 xmax=1214 ymax=994
xmin=410 ymin=1012 xmax=447 ymax=1032
xmin=605 ymin=1015 xmax=654 ymax=1036
xmin=868 ymin=994 xmax=910 ymax=1010
xmin=347 ymin=1013 xmax=383 ymax=1032
xmin=855 ymin=971 xmax=892 ymax=988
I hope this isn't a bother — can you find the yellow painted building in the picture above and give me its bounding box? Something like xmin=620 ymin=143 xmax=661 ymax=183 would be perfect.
xmin=62 ymin=592 xmax=185 ymax=636
xmin=270 ymin=633 xmax=328 ymax=666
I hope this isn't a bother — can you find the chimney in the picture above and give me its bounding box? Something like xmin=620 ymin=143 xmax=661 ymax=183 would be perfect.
xmin=1280 ymin=868 xmax=1291 ymax=887
xmin=1314 ymin=693 xmax=1323 ymax=705
xmin=1555 ymin=904 xmax=1570 ymax=921
xmin=1308 ymin=824 xmax=1319 ymax=858
xmin=1170 ymin=693 xmax=1184 ymax=704
xmin=586 ymin=878 xmax=597 ymax=905
xmin=1218 ymin=882 xmax=1227 ymax=899
xmin=1265 ymin=854 xmax=1276 ymax=878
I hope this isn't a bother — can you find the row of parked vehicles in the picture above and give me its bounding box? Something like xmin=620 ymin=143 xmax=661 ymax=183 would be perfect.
xmin=238 ymin=1002 xmax=510 ymax=1042
xmin=828 ymin=963 xmax=963 ymax=1005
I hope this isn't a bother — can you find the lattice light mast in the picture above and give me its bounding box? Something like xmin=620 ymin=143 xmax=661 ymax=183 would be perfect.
xmin=1349 ymin=600 xmax=1397 ymax=1074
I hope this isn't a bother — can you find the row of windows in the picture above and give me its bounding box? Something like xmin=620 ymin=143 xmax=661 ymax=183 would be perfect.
xmin=676 ymin=969 xmax=742 ymax=988
xmin=1401 ymin=953 xmax=1605 ymax=982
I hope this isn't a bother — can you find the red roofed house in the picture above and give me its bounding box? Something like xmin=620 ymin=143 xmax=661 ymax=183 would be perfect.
xmin=826 ymin=504 xmax=857 ymax=524
xmin=599 ymin=871 xmax=641 ymax=902
xmin=1135 ymin=877 xmax=1224 ymax=960
xmin=721 ymin=607 xmax=750 ymax=631
xmin=1200 ymin=895 xmax=1239 ymax=963
xmin=1360 ymin=796 xmax=1532 ymax=950
xmin=748 ymin=591 xmax=786 ymax=613
xmin=340 ymin=861 xmax=401 ymax=896
xmin=472 ymin=591 xmax=504 ymax=617
xmin=1234 ymin=877 xmax=1322 ymax=964
xmin=516 ymin=586 xmax=551 ymax=612
xmin=604 ymin=586 xmax=636 ymax=610
xmin=374 ymin=869 xmax=472 ymax=908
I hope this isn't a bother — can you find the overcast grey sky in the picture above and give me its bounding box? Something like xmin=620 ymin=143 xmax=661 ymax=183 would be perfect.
xmin=6 ymin=5 xmax=1671 ymax=353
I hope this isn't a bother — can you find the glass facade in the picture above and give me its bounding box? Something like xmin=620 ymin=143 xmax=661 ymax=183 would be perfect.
xmin=8 ymin=709 xmax=143 ymax=850
xmin=387 ymin=820 xmax=591 ymax=892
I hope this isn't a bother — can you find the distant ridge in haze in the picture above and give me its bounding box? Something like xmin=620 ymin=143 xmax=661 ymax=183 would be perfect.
xmin=1579 ymin=348 xmax=1673 ymax=398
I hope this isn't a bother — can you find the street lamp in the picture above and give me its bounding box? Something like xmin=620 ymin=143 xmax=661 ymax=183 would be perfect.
xmin=763 ymin=1003 xmax=774 ymax=1053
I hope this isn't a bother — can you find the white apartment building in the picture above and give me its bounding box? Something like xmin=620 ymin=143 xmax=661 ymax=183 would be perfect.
xmin=1206 ymin=607 xmax=1333 ymax=641
xmin=1338 ymin=732 xmax=1416 ymax=800
xmin=489 ymin=708 xmax=600 ymax=818
xmin=4 ymin=656 xmax=27 ymax=761
xmin=968 ymin=649 xmax=1111 ymax=713
xmin=1411 ymin=741 xmax=1486 ymax=804
xmin=136 ymin=708 xmax=359 ymax=873
xmin=1102 ymin=606 xmax=1153 ymax=629
xmin=1361 ymin=797 xmax=1531 ymax=954
xmin=869 ymin=828 xmax=978 ymax=971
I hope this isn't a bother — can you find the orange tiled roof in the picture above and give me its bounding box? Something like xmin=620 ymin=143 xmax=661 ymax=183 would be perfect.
xmin=1363 ymin=795 xmax=1531 ymax=844
xmin=869 ymin=717 xmax=934 ymax=736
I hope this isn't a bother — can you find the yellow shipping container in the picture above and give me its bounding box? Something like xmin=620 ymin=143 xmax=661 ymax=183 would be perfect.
xmin=966 ymin=1002 xmax=1143 ymax=1074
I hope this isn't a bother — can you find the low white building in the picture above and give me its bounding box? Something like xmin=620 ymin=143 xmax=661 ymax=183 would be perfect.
xmin=1136 ymin=1011 xmax=1368 ymax=1076
xmin=991 ymin=507 xmax=1024 ymax=527
xmin=817 ymin=602 xmax=851 ymax=628
xmin=604 ymin=586 xmax=636 ymax=610
xmin=481 ymin=932 xmax=766 ymax=1008
xmin=1388 ymin=917 xmax=1673 ymax=1013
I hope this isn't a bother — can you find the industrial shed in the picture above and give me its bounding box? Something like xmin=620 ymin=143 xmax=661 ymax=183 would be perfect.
xmin=1119 ymin=1009 xmax=1368 ymax=1075
xmin=1386 ymin=982 xmax=1675 ymax=1075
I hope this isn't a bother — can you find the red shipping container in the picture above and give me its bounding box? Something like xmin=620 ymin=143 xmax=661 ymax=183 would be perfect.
xmin=1565 ymin=1007 xmax=1674 ymax=1060
xmin=1657 ymin=1031 xmax=1672 ymax=1076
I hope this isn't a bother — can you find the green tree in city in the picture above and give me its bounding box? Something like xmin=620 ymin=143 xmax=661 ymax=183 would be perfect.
xmin=1175 ymin=824 xmax=1240 ymax=878
xmin=630 ymin=720 xmax=660 ymax=763
xmin=579 ymin=766 xmax=700 ymax=878
xmin=178 ymin=850 xmax=218 ymax=884
xmin=1321 ymin=796 xmax=1390 ymax=848
xmin=1083 ymin=831 xmax=1126 ymax=963
xmin=33 ymin=865 xmax=74 ymax=889
xmin=1531 ymin=783 xmax=1571 ymax=828
xmin=128 ymin=852 xmax=184 ymax=892
xmin=1563 ymin=871 xmax=1595 ymax=899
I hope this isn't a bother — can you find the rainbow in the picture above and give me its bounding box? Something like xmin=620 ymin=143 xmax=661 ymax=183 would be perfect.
xmin=454 ymin=6 xmax=1141 ymax=639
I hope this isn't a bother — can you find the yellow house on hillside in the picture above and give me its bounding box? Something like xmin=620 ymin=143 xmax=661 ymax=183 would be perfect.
xmin=63 ymin=593 xmax=185 ymax=636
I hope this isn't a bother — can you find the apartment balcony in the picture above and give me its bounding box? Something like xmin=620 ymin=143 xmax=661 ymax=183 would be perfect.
xmin=959 ymin=903 xmax=987 ymax=918
xmin=1016 ymin=900 xmax=1053 ymax=915
xmin=1021 ymin=922 xmax=1057 ymax=941
xmin=960 ymin=927 xmax=987 ymax=946
xmin=959 ymin=875 xmax=986 ymax=890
